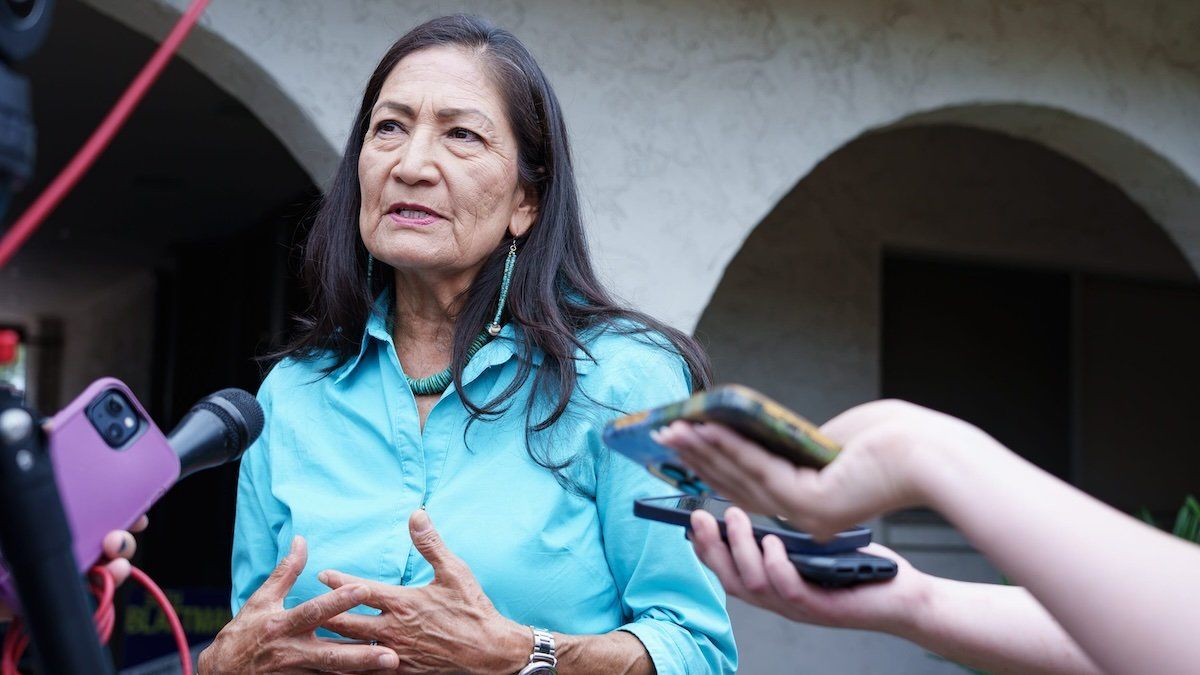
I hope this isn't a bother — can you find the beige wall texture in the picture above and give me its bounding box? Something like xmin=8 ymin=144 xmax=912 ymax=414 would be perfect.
xmin=86 ymin=0 xmax=1200 ymax=332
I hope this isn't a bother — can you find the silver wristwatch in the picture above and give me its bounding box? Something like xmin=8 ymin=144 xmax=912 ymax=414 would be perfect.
xmin=516 ymin=626 xmax=557 ymax=675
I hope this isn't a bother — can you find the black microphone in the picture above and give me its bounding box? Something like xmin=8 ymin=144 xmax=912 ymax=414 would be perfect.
xmin=167 ymin=388 xmax=263 ymax=480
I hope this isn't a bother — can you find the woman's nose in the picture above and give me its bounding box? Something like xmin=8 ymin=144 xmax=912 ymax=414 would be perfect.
xmin=391 ymin=131 xmax=440 ymax=186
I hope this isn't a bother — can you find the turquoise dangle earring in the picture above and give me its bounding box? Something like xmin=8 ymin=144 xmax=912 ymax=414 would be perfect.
xmin=487 ymin=239 xmax=517 ymax=336
xmin=366 ymin=253 xmax=375 ymax=291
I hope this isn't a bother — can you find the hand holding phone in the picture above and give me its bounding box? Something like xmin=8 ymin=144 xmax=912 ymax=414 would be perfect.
xmin=604 ymin=384 xmax=839 ymax=494
xmin=689 ymin=505 xmax=906 ymax=628
xmin=0 ymin=379 xmax=177 ymax=611
xmin=637 ymin=495 xmax=896 ymax=587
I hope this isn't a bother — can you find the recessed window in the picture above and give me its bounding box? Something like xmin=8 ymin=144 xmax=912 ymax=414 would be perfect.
xmin=882 ymin=254 xmax=1200 ymax=517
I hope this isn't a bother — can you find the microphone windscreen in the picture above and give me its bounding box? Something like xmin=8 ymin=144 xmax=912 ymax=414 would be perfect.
xmin=212 ymin=388 xmax=264 ymax=447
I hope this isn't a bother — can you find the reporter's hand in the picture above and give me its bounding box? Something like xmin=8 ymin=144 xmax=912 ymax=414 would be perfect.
xmin=100 ymin=514 xmax=148 ymax=586
xmin=689 ymin=506 xmax=925 ymax=632
xmin=657 ymin=399 xmax=1005 ymax=538
xmin=1 ymin=517 xmax=148 ymax=622
xmin=197 ymin=536 xmax=400 ymax=674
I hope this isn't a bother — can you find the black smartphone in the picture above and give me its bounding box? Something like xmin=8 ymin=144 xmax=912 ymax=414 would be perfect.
xmin=789 ymin=549 xmax=898 ymax=588
xmin=635 ymin=495 xmax=896 ymax=587
xmin=633 ymin=495 xmax=870 ymax=555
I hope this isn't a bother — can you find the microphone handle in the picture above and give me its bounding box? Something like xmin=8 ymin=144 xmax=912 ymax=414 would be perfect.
xmin=0 ymin=396 xmax=113 ymax=674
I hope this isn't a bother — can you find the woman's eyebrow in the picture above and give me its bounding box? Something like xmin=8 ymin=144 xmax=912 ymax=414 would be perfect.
xmin=436 ymin=107 xmax=496 ymax=130
xmin=372 ymin=100 xmax=415 ymax=117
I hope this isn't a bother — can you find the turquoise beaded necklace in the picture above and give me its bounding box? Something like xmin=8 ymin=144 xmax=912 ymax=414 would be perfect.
xmin=406 ymin=331 xmax=491 ymax=396
xmin=403 ymin=240 xmax=518 ymax=397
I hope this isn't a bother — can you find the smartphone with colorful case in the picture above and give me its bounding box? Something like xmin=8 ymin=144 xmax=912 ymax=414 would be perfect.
xmin=0 ymin=378 xmax=179 ymax=609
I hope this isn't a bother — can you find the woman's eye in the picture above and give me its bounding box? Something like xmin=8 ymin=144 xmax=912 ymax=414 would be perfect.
xmin=449 ymin=127 xmax=481 ymax=142
xmin=375 ymin=120 xmax=403 ymax=136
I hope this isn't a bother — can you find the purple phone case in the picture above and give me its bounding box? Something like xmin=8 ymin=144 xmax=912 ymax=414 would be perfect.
xmin=0 ymin=378 xmax=178 ymax=610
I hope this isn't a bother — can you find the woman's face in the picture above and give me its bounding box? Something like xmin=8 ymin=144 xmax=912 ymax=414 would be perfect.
xmin=359 ymin=46 xmax=535 ymax=278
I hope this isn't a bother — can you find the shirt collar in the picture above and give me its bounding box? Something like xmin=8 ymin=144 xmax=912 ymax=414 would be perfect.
xmin=333 ymin=293 xmax=391 ymax=384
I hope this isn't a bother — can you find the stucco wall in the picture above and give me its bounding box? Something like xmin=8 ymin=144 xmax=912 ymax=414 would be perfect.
xmin=697 ymin=123 xmax=1195 ymax=672
xmin=83 ymin=0 xmax=1200 ymax=332
xmin=70 ymin=1 xmax=1200 ymax=671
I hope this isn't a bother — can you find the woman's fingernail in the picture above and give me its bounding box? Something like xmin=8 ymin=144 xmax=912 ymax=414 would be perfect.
xmin=379 ymin=653 xmax=398 ymax=668
xmin=411 ymin=508 xmax=433 ymax=533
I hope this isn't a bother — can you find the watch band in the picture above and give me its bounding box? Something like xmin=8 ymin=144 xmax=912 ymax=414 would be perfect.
xmin=516 ymin=626 xmax=557 ymax=675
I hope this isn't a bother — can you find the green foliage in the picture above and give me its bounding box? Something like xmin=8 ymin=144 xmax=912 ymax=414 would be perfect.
xmin=1139 ymin=495 xmax=1200 ymax=544
xmin=1170 ymin=495 xmax=1200 ymax=543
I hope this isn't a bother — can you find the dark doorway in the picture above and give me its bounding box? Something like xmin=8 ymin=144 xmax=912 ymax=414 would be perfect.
xmin=0 ymin=0 xmax=318 ymax=667
xmin=882 ymin=254 xmax=1200 ymax=516
xmin=881 ymin=255 xmax=1072 ymax=479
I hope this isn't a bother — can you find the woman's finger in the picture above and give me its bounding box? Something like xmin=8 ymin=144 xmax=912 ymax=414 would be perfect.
xmin=321 ymin=611 xmax=379 ymax=641
xmin=409 ymin=509 xmax=470 ymax=585
xmin=281 ymin=584 xmax=371 ymax=634
xmin=318 ymin=570 xmax=391 ymax=594
xmin=255 ymin=536 xmax=306 ymax=607
xmin=318 ymin=570 xmax=398 ymax=613
xmin=723 ymin=507 xmax=770 ymax=594
xmin=296 ymin=641 xmax=399 ymax=672
xmin=130 ymin=514 xmax=150 ymax=533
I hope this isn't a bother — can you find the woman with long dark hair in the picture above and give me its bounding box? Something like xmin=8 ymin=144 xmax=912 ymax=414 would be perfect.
xmin=198 ymin=14 xmax=736 ymax=674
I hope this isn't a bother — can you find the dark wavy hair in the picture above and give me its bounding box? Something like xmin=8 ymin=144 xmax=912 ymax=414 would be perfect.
xmin=276 ymin=14 xmax=711 ymax=487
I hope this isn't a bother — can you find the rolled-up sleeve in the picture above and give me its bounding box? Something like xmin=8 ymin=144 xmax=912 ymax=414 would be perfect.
xmin=593 ymin=341 xmax=738 ymax=674
xmin=230 ymin=369 xmax=286 ymax=615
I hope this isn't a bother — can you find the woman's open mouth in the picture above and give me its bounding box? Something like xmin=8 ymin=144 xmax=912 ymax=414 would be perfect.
xmin=387 ymin=202 xmax=443 ymax=226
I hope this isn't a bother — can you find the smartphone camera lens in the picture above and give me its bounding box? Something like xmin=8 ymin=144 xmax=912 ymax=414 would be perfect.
xmin=88 ymin=389 xmax=142 ymax=449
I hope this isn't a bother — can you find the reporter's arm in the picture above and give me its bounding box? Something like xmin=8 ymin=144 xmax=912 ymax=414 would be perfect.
xmin=901 ymin=576 xmax=1098 ymax=674
xmin=921 ymin=433 xmax=1200 ymax=675
xmin=665 ymin=400 xmax=1200 ymax=673
xmin=691 ymin=507 xmax=1098 ymax=675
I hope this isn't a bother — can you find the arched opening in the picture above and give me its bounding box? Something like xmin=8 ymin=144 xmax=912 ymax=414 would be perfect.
xmin=697 ymin=123 xmax=1200 ymax=672
xmin=0 ymin=0 xmax=317 ymax=666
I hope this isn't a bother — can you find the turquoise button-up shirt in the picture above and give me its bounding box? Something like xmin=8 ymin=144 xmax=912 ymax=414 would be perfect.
xmin=231 ymin=302 xmax=738 ymax=674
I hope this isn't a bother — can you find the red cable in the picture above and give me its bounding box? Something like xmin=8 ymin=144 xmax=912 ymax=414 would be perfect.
xmin=1 ymin=565 xmax=193 ymax=675
xmin=129 ymin=566 xmax=193 ymax=675
xmin=0 ymin=0 xmax=211 ymax=269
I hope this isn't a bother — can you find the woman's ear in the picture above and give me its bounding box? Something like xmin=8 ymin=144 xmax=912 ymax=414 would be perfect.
xmin=508 ymin=184 xmax=537 ymax=238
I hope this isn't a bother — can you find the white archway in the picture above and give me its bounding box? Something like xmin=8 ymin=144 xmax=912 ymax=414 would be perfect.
xmin=884 ymin=103 xmax=1200 ymax=278
xmin=80 ymin=0 xmax=339 ymax=184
